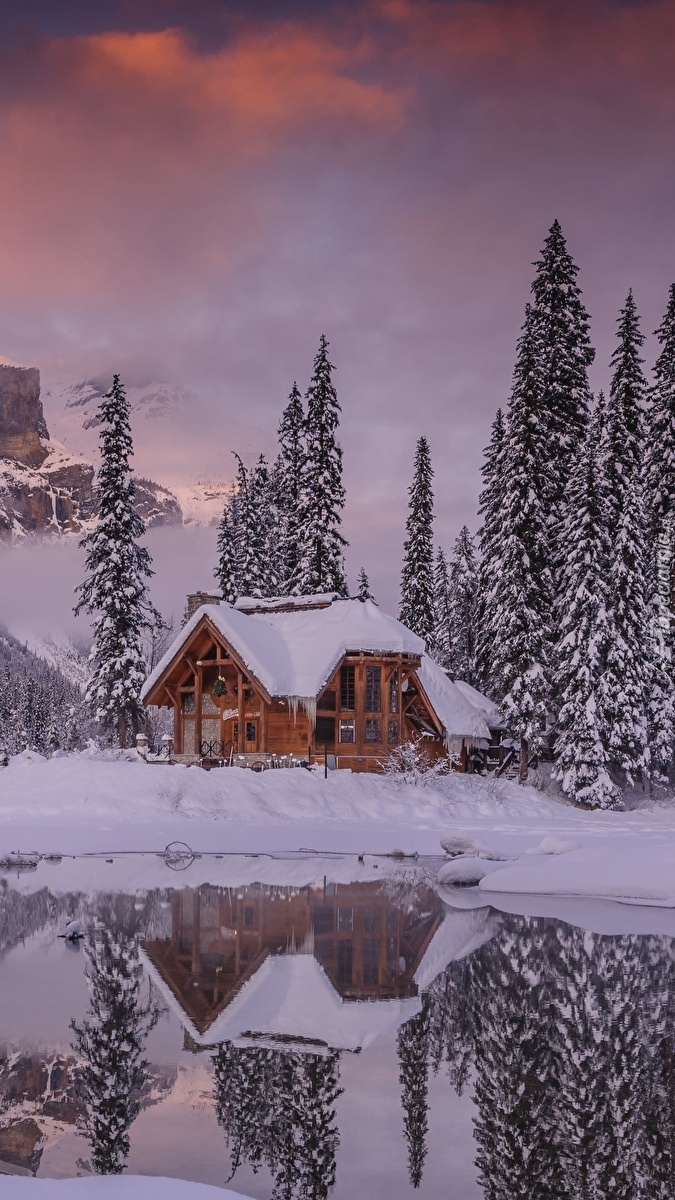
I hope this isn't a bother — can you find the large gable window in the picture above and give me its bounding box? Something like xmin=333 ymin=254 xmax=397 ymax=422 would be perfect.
xmin=365 ymin=666 xmax=381 ymax=712
xmin=340 ymin=665 xmax=355 ymax=711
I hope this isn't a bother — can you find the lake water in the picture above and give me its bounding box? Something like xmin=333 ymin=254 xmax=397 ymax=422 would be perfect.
xmin=1 ymin=851 xmax=675 ymax=1198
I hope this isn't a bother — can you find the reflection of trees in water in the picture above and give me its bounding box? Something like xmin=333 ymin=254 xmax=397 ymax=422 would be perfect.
xmin=397 ymin=1000 xmax=429 ymax=1188
xmin=70 ymin=896 xmax=159 ymax=1175
xmin=213 ymin=1041 xmax=343 ymax=1200
xmin=396 ymin=915 xmax=675 ymax=1199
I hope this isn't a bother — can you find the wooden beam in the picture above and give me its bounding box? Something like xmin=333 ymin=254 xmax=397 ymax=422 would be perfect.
xmin=237 ymin=671 xmax=245 ymax=752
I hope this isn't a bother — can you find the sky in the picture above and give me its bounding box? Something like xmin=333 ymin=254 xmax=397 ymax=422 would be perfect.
xmin=2 ymin=0 xmax=675 ymax=626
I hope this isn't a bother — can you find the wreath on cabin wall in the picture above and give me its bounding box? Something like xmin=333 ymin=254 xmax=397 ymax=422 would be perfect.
xmin=213 ymin=676 xmax=228 ymax=698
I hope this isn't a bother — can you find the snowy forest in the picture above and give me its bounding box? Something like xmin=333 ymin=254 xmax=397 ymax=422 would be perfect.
xmin=3 ymin=221 xmax=675 ymax=810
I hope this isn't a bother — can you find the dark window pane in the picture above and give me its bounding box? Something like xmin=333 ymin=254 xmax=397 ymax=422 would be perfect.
xmin=389 ymin=670 xmax=399 ymax=714
xmin=365 ymin=666 xmax=381 ymax=712
xmin=363 ymin=939 xmax=378 ymax=986
xmin=388 ymin=719 xmax=399 ymax=744
xmin=245 ymin=721 xmax=256 ymax=742
xmin=337 ymin=940 xmax=353 ymax=987
xmin=312 ymin=905 xmax=334 ymax=934
xmin=316 ymin=716 xmax=335 ymax=747
xmin=244 ymin=906 xmax=255 ymax=927
xmin=365 ymin=718 xmax=381 ymax=743
xmin=318 ymin=689 xmax=336 ymax=711
xmin=340 ymin=665 xmax=355 ymax=710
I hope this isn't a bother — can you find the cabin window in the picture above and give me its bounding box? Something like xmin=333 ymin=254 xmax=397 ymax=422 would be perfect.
xmin=364 ymin=718 xmax=381 ymax=743
xmin=244 ymin=906 xmax=255 ymax=927
xmin=389 ymin=670 xmax=399 ymax=714
xmin=363 ymin=908 xmax=378 ymax=933
xmin=339 ymin=718 xmax=355 ymax=743
xmin=340 ymin=665 xmax=355 ymax=710
xmin=388 ymin=719 xmax=399 ymax=744
xmin=365 ymin=666 xmax=382 ymax=712
xmin=318 ymin=688 xmax=336 ymax=711
xmin=363 ymin=940 xmax=378 ymax=986
xmin=181 ymin=693 xmax=195 ymax=713
xmin=338 ymin=907 xmax=353 ymax=932
xmin=245 ymin=721 xmax=256 ymax=743
xmin=316 ymin=716 xmax=335 ymax=748
xmin=337 ymin=941 xmax=353 ymax=987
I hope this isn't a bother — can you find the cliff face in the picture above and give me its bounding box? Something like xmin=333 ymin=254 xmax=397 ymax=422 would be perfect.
xmin=0 ymin=365 xmax=48 ymax=468
xmin=0 ymin=362 xmax=182 ymax=541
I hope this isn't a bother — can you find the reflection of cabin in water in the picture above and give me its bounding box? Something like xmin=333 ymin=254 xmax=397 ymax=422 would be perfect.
xmin=141 ymin=594 xmax=491 ymax=771
xmin=142 ymin=880 xmax=444 ymax=1051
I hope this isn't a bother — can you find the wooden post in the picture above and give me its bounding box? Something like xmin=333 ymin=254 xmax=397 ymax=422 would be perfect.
xmin=237 ymin=671 xmax=245 ymax=753
xmin=195 ymin=662 xmax=203 ymax=757
xmin=260 ymin=695 xmax=267 ymax=753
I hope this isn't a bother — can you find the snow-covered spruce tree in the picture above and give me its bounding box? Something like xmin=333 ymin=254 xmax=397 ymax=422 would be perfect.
xmin=429 ymin=547 xmax=452 ymax=670
xmin=530 ymin=218 xmax=594 ymax=532
xmin=447 ymin=526 xmax=478 ymax=682
xmin=277 ymin=382 xmax=306 ymax=595
xmin=294 ymin=336 xmax=348 ymax=597
xmin=356 ymin=566 xmax=373 ymax=601
xmin=74 ymin=375 xmax=161 ymax=748
xmin=599 ymin=293 xmax=651 ymax=785
xmin=215 ymin=486 xmax=240 ymax=605
xmin=552 ymin=411 xmax=619 ymax=808
xmin=399 ymin=436 xmax=435 ymax=642
xmin=246 ymin=454 xmax=279 ymax=598
xmin=70 ymin=900 xmax=158 ymax=1174
xmin=397 ymin=1002 xmax=430 ymax=1189
xmin=474 ymin=408 xmax=506 ymax=695
xmin=490 ymin=307 xmax=553 ymax=773
xmin=644 ymin=284 xmax=675 ymax=781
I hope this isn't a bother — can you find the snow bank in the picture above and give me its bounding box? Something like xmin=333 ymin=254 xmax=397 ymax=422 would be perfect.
xmin=0 ymin=1179 xmax=250 ymax=1200
xmin=3 ymin=751 xmax=675 ymax=905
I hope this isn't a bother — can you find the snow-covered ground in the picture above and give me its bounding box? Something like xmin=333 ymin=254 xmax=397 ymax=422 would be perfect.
xmin=2 ymin=751 xmax=675 ymax=905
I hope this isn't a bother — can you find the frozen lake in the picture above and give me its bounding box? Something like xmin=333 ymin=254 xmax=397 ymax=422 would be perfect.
xmin=1 ymin=852 xmax=675 ymax=1198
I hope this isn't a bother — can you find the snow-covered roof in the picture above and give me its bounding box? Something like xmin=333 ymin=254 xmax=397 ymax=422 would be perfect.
xmin=452 ymin=679 xmax=504 ymax=729
xmin=141 ymin=949 xmax=421 ymax=1053
xmin=416 ymin=657 xmax=491 ymax=743
xmin=142 ymin=597 xmax=491 ymax=740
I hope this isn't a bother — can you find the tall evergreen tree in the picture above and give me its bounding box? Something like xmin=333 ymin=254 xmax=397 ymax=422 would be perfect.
xmin=356 ymin=567 xmax=373 ymax=601
xmin=215 ymin=487 xmax=240 ymax=606
xmin=447 ymin=526 xmax=478 ymax=682
xmin=530 ymin=218 xmax=594 ymax=527
xmin=475 ymin=409 xmax=507 ymax=695
xmin=397 ymin=1003 xmax=430 ymax=1189
xmin=399 ymin=436 xmax=435 ymax=641
xmin=429 ymin=547 xmax=452 ymax=670
xmin=277 ymin=383 xmax=306 ymax=595
xmin=74 ymin=375 xmax=161 ymax=747
xmin=552 ymin=412 xmax=619 ymax=808
xmin=644 ymin=285 xmax=675 ymax=781
xmin=599 ymin=293 xmax=650 ymax=784
xmin=246 ymin=454 xmax=278 ymax=598
xmin=490 ymin=307 xmax=553 ymax=770
xmin=70 ymin=900 xmax=158 ymax=1174
xmin=295 ymin=336 xmax=348 ymax=597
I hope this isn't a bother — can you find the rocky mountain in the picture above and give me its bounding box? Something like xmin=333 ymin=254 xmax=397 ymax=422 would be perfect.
xmin=0 ymin=362 xmax=184 ymax=541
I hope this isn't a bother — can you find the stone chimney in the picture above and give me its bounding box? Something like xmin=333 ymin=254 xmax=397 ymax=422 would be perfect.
xmin=186 ymin=591 xmax=221 ymax=620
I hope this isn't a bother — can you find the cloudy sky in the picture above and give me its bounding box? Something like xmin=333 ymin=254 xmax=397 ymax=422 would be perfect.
xmin=2 ymin=0 xmax=675 ymax=621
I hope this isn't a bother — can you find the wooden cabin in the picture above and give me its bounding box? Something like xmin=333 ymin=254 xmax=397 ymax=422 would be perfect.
xmin=141 ymin=594 xmax=491 ymax=771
